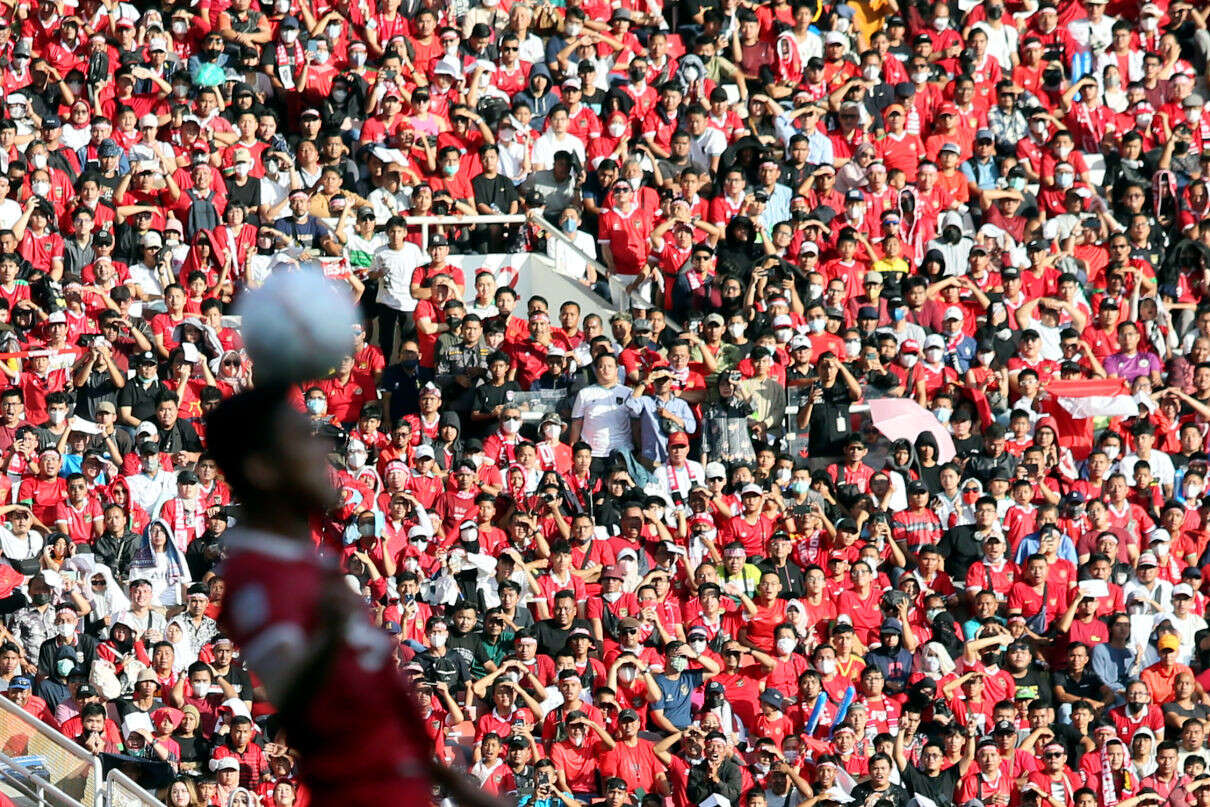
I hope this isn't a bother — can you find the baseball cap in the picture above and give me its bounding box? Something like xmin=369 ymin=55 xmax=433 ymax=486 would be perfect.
xmin=1158 ymin=634 xmax=1180 ymax=652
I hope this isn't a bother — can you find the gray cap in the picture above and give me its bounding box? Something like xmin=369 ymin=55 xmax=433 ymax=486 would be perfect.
xmin=1183 ymin=93 xmax=1204 ymax=107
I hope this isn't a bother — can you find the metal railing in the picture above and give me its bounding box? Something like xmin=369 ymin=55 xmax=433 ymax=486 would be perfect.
xmin=0 ymin=697 xmax=100 ymax=806
xmin=103 ymin=769 xmax=163 ymax=807
xmin=0 ymin=749 xmax=87 ymax=807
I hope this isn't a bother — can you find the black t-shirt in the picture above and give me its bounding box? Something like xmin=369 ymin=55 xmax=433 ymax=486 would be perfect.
xmin=227 ymin=177 xmax=262 ymax=216
xmin=806 ymin=380 xmax=855 ymax=457
xmin=472 ymin=382 xmax=522 ymax=427
xmin=533 ymin=617 xmax=592 ymax=657
xmin=851 ymin=782 xmax=909 ymax=807
xmin=1051 ymin=667 xmax=1106 ymax=702
xmin=415 ymin=648 xmax=472 ymax=688
xmin=1009 ymin=667 xmax=1053 ymax=705
xmin=901 ymin=763 xmax=961 ymax=807
xmin=472 ymin=172 xmax=520 ymax=212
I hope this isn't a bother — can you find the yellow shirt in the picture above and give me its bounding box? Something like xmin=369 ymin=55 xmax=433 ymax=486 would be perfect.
xmin=874 ymin=256 xmax=909 ymax=276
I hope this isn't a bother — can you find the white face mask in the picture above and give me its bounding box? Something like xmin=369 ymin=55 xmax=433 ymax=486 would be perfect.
xmin=281 ymin=29 xmax=298 ymax=43
xmin=933 ymin=16 xmax=949 ymax=30
xmin=326 ymin=23 xmax=341 ymax=39
xmin=775 ymin=327 xmax=792 ymax=343
xmin=347 ymin=450 xmax=367 ymax=469
xmin=1056 ymin=145 xmax=1072 ymax=159
xmin=32 ymin=181 xmax=50 ymax=197
xmin=925 ymin=347 xmax=943 ymax=363
xmin=808 ymin=318 xmax=825 ymax=334
xmin=1103 ymin=445 xmax=1120 ymax=461
xmin=566 ymin=23 xmax=582 ymax=37
xmin=1141 ymin=16 xmax=1157 ymax=30
xmin=351 ymin=51 xmax=366 ymax=66
xmin=1185 ymin=483 xmax=1202 ymax=499
xmin=924 ymin=656 xmax=941 ymax=673
xmin=429 ymin=633 xmax=447 ymax=648
xmin=57 ymin=622 xmax=75 ymax=639
xmin=48 ymin=409 xmax=66 ymax=425
xmin=32 ymin=153 xmax=47 ymax=170
xmin=912 ymin=71 xmax=930 ymax=84
xmin=602 ymin=590 xmax=623 ymax=603
xmin=618 ymin=666 xmax=637 ymax=682
xmin=1031 ymin=120 xmax=1048 ymax=134
xmin=776 ymin=637 xmax=797 ymax=655
xmin=608 ymin=123 xmax=627 ymax=137
xmin=978 ymin=351 xmax=995 ymax=365
xmin=172 ymin=20 xmax=188 ymax=33
xmin=729 ymin=323 xmax=745 ymax=339
xmin=808 ymin=283 xmax=824 ymax=299
xmin=313 ymin=50 xmax=329 ymax=64
xmin=503 ymin=418 xmax=521 ymax=434
xmin=845 ymin=340 xmax=860 ymax=358
xmin=817 ymin=658 xmax=836 ymax=675
xmin=863 ymin=65 xmax=880 ymax=81
xmin=1190 ymin=109 xmax=1204 ymax=123
xmin=543 ymin=424 xmax=560 ymax=440
xmin=234 ymin=163 xmax=250 ymax=177
xmin=690 ymin=639 xmax=707 ymax=654
xmin=901 ymin=354 xmax=918 ymax=368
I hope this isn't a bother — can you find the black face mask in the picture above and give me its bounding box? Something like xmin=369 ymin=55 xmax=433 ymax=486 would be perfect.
xmin=31 ymin=592 xmax=52 ymax=606
xmin=206 ymin=48 xmax=223 ymax=60
xmin=986 ymin=5 xmax=1003 ymax=19
xmin=1174 ymin=140 xmax=1190 ymax=155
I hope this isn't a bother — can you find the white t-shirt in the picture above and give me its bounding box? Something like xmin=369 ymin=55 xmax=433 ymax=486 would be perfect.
xmin=532 ymin=132 xmax=586 ymax=171
xmin=689 ymin=128 xmax=727 ymax=172
xmin=572 ymin=383 xmax=635 ymax=457
xmin=1119 ymin=449 xmax=1176 ymax=489
xmin=372 ymin=242 xmax=426 ymax=313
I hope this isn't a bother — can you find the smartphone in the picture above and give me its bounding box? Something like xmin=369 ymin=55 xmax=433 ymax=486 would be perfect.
xmin=61 ymin=570 xmax=78 ymax=584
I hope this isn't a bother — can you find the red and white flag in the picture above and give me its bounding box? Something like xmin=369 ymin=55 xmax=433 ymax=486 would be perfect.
xmin=1042 ymin=378 xmax=1140 ymax=460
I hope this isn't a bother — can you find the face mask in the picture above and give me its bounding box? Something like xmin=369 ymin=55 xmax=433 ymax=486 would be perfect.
xmin=603 ymin=590 xmax=622 ymax=603
xmin=306 ymin=398 xmax=327 ymax=415
xmin=1030 ymin=121 xmax=1049 ymax=137
xmin=817 ymin=658 xmax=837 ymax=675
xmin=775 ymin=327 xmax=792 ymax=343
xmin=927 ymin=608 xmax=944 ymax=622
xmin=234 ymin=162 xmax=250 ymax=177
xmin=32 ymin=153 xmax=47 ymax=170
xmin=925 ymin=347 xmax=944 ymax=363
xmin=892 ymin=307 xmax=907 ymax=322
xmin=348 ymin=451 xmax=367 ymax=469
xmin=332 ymin=89 xmax=348 ymax=103
xmin=669 ymin=656 xmax=689 ymax=673
xmin=844 ymin=339 xmax=861 ymax=358
xmin=987 ymin=5 xmax=1003 ymax=19
xmin=978 ymin=352 xmax=995 ymax=365
xmin=1103 ymin=445 xmax=1119 ymax=461
xmin=503 ymin=418 xmax=521 ymax=434
xmin=543 ymin=424 xmax=561 ymax=441
xmin=834 ymin=17 xmax=850 ymax=32
xmin=32 ymin=181 xmax=50 ymax=197
xmin=901 ymin=354 xmax=918 ymax=368
xmin=282 ymin=29 xmax=298 ymax=43
xmin=690 ymin=639 xmax=707 ymax=654
xmin=935 ymin=407 xmax=952 ymax=424
xmin=1190 ymin=109 xmax=1204 ymax=123
xmin=1122 ymin=158 xmax=1142 ymax=169
xmin=1155 ymin=543 xmax=1169 ymax=557
xmin=443 ymin=163 xmax=460 ymax=177
xmin=924 ymin=656 xmax=941 ymax=673
xmin=808 ymin=318 xmax=825 ymax=334
xmin=411 ymin=537 xmax=429 ymax=551
xmin=56 ymin=658 xmax=74 ymax=676
xmin=863 ymin=65 xmax=880 ymax=81
xmin=776 ymin=468 xmax=791 ymax=484
xmin=848 ymin=206 xmax=864 ymax=223
xmin=32 ymin=592 xmax=52 ymax=606
xmin=191 ymin=682 xmax=208 ymax=698
xmin=790 ymin=480 xmax=808 ymax=495
xmin=561 ymin=218 xmax=577 ymax=234
xmin=264 ymin=159 xmax=280 ymax=175
xmin=777 ymin=637 xmax=797 ymax=655
xmin=429 ymin=633 xmax=448 ymax=648
xmin=912 ymin=70 xmax=930 ymax=84
xmin=1186 ymin=483 xmax=1202 ymax=499
xmin=808 ymin=283 xmax=824 ymax=299
xmin=350 ymin=51 xmax=366 ymax=67
xmin=565 ymin=22 xmax=582 ymax=37
xmin=1055 ymin=172 xmax=1074 ymax=190
xmin=1128 ymin=701 xmax=1145 ymax=713
xmin=313 ymin=50 xmax=329 ymax=64
xmin=618 ymin=666 xmax=637 ymax=682
xmin=48 ymin=409 xmax=66 ymax=425
xmin=932 ymin=16 xmax=948 ymax=30
xmin=608 ymin=123 xmax=627 ymax=137
xmin=729 ymin=323 xmax=745 ymax=339
xmin=326 ymin=23 xmax=341 ymax=38
xmin=629 ymin=68 xmax=645 ymax=84
xmin=1141 ymin=16 xmax=1157 ymax=30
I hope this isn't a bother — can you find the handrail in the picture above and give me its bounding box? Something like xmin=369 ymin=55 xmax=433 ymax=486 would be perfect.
xmin=104 ymin=769 xmax=164 ymax=807
xmin=0 ymin=696 xmax=100 ymax=806
xmin=0 ymin=750 xmax=87 ymax=807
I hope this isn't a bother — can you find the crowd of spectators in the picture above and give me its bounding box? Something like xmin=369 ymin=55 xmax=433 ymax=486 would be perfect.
xmin=0 ymin=0 xmax=1209 ymax=805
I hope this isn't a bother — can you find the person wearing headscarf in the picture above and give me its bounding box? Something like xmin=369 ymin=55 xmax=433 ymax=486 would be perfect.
xmin=128 ymin=519 xmax=193 ymax=608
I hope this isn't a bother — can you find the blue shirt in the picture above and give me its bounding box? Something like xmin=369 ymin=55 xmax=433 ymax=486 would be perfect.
xmin=652 ymin=669 xmax=704 ymax=729
xmin=1012 ymin=532 xmax=1078 ymax=565
xmin=1090 ymin=642 xmax=1135 ymax=695
xmin=628 ymin=394 xmax=697 ymax=463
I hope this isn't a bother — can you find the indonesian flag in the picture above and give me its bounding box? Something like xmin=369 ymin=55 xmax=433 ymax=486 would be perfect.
xmin=1042 ymin=378 xmax=1139 ymax=460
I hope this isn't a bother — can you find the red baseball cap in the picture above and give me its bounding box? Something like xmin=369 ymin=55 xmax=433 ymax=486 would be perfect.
xmin=938 ymin=102 xmax=959 ymax=117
